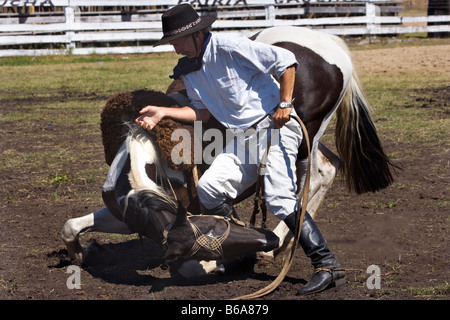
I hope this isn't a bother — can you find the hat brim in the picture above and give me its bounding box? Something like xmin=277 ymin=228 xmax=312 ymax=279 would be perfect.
xmin=153 ymin=15 xmax=216 ymax=47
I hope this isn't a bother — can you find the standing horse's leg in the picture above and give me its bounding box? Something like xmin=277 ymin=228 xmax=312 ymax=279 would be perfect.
xmin=306 ymin=142 xmax=340 ymax=219
xmin=61 ymin=207 xmax=132 ymax=260
xmin=293 ymin=142 xmax=340 ymax=220
xmin=260 ymin=142 xmax=339 ymax=259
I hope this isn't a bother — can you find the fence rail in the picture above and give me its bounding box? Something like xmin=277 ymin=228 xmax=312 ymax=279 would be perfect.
xmin=0 ymin=0 xmax=449 ymax=56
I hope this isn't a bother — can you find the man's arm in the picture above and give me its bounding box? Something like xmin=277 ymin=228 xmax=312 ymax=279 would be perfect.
xmin=135 ymin=105 xmax=211 ymax=130
xmin=272 ymin=65 xmax=296 ymax=129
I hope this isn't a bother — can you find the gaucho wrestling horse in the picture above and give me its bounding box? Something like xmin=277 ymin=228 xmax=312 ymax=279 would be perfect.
xmin=62 ymin=27 xmax=396 ymax=277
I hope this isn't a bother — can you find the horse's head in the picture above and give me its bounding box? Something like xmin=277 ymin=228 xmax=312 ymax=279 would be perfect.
xmin=163 ymin=202 xmax=193 ymax=264
xmin=122 ymin=190 xmax=177 ymax=244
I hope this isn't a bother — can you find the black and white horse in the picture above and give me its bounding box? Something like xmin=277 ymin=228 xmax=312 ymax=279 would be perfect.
xmin=63 ymin=124 xmax=280 ymax=276
xmin=61 ymin=27 xmax=396 ymax=277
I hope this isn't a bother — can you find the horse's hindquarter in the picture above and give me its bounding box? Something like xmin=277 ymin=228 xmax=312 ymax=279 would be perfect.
xmin=254 ymin=27 xmax=353 ymax=153
xmin=255 ymin=27 xmax=353 ymax=117
xmin=254 ymin=27 xmax=353 ymax=86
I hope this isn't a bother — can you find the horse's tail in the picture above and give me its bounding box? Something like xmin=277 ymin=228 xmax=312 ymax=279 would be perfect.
xmin=335 ymin=69 xmax=397 ymax=194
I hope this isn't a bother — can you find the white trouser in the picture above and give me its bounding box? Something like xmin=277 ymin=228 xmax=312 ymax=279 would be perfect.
xmin=197 ymin=109 xmax=303 ymax=220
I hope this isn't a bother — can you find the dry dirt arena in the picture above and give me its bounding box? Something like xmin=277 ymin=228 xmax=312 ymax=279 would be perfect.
xmin=1 ymin=40 xmax=449 ymax=306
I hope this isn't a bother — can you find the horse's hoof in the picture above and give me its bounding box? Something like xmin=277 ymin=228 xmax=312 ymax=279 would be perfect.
xmin=61 ymin=220 xmax=84 ymax=261
xmin=62 ymin=239 xmax=83 ymax=261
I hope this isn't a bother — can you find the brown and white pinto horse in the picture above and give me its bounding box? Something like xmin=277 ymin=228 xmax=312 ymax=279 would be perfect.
xmin=250 ymin=26 xmax=397 ymax=254
xmin=61 ymin=27 xmax=396 ymax=276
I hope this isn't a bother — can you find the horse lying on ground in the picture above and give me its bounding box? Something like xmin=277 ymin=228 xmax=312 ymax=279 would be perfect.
xmin=63 ymin=122 xmax=280 ymax=276
xmin=116 ymin=126 xmax=280 ymax=267
xmin=124 ymin=189 xmax=279 ymax=265
xmin=62 ymin=26 xmax=397 ymax=277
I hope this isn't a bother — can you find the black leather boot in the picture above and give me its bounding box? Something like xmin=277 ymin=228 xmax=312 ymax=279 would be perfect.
xmin=203 ymin=199 xmax=240 ymax=220
xmin=284 ymin=211 xmax=345 ymax=295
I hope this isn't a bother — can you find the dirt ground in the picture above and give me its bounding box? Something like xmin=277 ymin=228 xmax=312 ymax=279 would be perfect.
xmin=1 ymin=40 xmax=449 ymax=304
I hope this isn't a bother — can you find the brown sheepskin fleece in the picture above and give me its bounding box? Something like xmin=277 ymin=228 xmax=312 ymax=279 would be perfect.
xmin=100 ymin=89 xmax=195 ymax=171
xmin=166 ymin=78 xmax=186 ymax=95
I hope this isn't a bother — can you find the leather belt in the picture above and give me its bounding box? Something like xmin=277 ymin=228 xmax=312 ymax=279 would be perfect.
xmin=249 ymin=108 xmax=276 ymax=130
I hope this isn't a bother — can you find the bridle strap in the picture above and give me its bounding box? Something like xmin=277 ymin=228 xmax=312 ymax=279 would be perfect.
xmin=185 ymin=216 xmax=231 ymax=259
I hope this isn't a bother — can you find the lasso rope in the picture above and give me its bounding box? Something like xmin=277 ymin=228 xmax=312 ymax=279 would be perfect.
xmin=231 ymin=114 xmax=311 ymax=300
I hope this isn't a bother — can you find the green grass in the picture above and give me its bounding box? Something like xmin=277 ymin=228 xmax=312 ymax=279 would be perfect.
xmin=407 ymin=282 xmax=450 ymax=297
xmin=349 ymin=39 xmax=449 ymax=144
xmin=0 ymin=52 xmax=179 ymax=99
xmin=0 ymin=54 xmax=118 ymax=66
xmin=359 ymin=72 xmax=449 ymax=143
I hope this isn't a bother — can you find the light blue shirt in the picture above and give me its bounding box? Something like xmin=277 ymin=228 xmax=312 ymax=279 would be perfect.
xmin=182 ymin=33 xmax=298 ymax=131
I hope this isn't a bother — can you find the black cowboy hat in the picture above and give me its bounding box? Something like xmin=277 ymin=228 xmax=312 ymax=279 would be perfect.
xmin=154 ymin=4 xmax=216 ymax=47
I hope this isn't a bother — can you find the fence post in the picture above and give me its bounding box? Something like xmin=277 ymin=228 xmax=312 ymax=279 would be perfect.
xmin=265 ymin=4 xmax=275 ymax=26
xmin=65 ymin=6 xmax=75 ymax=52
xmin=366 ymin=1 xmax=381 ymax=35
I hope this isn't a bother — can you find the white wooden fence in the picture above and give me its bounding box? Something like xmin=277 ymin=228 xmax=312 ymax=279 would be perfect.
xmin=0 ymin=0 xmax=449 ymax=56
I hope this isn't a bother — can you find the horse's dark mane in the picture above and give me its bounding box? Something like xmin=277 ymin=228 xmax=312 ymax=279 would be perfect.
xmin=136 ymin=190 xmax=177 ymax=215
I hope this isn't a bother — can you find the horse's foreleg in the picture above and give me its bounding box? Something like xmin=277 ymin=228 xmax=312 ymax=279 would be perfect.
xmin=61 ymin=207 xmax=132 ymax=260
xmin=258 ymin=220 xmax=292 ymax=260
xmin=62 ymin=214 xmax=91 ymax=260
xmin=261 ymin=190 xmax=328 ymax=260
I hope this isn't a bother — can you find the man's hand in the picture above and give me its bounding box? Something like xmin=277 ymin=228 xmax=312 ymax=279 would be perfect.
xmin=135 ymin=105 xmax=165 ymax=130
xmin=272 ymin=106 xmax=292 ymax=129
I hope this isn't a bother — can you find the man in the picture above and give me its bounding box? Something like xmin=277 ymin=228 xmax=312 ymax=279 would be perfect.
xmin=135 ymin=4 xmax=344 ymax=295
